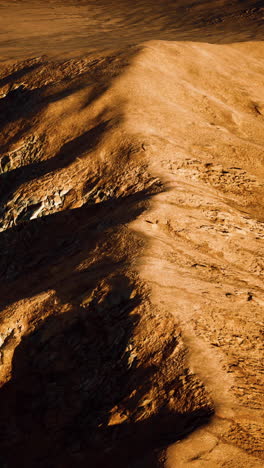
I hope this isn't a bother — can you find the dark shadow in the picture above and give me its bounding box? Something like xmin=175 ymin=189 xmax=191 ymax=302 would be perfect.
xmin=0 ymin=188 xmax=154 ymax=309
xmin=0 ymin=276 xmax=141 ymax=468
xmin=0 ymin=118 xmax=111 ymax=208
xmin=0 ymin=76 xmax=105 ymax=131
xmin=0 ymin=185 xmax=213 ymax=467
xmin=0 ymin=77 xmax=108 ymax=159
xmin=0 ymin=62 xmax=44 ymax=88
xmin=0 ymin=85 xmax=42 ymax=127
xmin=0 ymin=283 xmax=211 ymax=468
xmin=0 ymin=46 xmax=137 ymax=159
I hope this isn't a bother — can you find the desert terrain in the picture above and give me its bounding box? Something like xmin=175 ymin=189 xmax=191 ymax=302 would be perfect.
xmin=0 ymin=1 xmax=263 ymax=467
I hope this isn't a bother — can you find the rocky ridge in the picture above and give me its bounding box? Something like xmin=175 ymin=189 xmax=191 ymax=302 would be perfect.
xmin=0 ymin=38 xmax=263 ymax=467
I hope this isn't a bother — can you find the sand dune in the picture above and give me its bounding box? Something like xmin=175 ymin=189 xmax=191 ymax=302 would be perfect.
xmin=0 ymin=2 xmax=263 ymax=467
xmin=0 ymin=1 xmax=264 ymax=60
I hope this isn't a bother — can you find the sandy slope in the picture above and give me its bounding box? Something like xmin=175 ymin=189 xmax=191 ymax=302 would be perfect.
xmin=0 ymin=2 xmax=264 ymax=467
xmin=0 ymin=0 xmax=264 ymax=60
xmin=0 ymin=46 xmax=214 ymax=468
xmin=126 ymin=41 xmax=264 ymax=466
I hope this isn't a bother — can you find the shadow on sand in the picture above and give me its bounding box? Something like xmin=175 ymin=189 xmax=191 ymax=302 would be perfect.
xmin=0 ymin=188 xmax=212 ymax=467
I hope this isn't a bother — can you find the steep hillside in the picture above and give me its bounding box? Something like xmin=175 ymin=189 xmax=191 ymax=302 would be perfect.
xmin=0 ymin=2 xmax=263 ymax=467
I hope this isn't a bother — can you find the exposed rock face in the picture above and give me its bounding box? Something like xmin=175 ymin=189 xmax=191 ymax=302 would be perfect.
xmin=0 ymin=2 xmax=263 ymax=467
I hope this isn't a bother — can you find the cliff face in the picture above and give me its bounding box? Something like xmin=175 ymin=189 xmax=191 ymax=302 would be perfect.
xmin=0 ymin=2 xmax=263 ymax=467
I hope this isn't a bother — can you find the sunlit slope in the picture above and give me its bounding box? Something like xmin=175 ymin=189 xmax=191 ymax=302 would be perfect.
xmin=0 ymin=33 xmax=263 ymax=468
